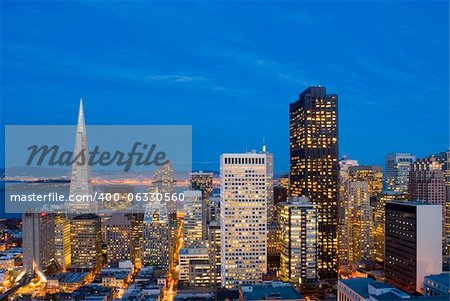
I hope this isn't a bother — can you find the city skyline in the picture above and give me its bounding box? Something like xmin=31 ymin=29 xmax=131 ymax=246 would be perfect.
xmin=0 ymin=2 xmax=448 ymax=300
xmin=1 ymin=1 xmax=449 ymax=173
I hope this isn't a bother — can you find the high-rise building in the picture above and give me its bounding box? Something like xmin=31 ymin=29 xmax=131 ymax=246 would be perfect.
xmin=290 ymin=86 xmax=339 ymax=278
xmin=103 ymin=213 xmax=132 ymax=267
xmin=278 ymin=197 xmax=318 ymax=284
xmin=348 ymin=166 xmax=383 ymax=199
xmin=262 ymin=147 xmax=275 ymax=224
xmin=209 ymin=195 xmax=220 ymax=223
xmin=274 ymin=186 xmax=288 ymax=222
xmin=267 ymin=222 xmax=280 ymax=273
xmin=69 ymin=99 xmax=95 ymax=214
xmin=338 ymin=157 xmax=359 ymax=268
xmin=385 ymin=153 xmax=416 ymax=193
xmin=151 ymin=161 xmax=177 ymax=265
xmin=182 ymin=190 xmax=204 ymax=248
xmin=408 ymin=157 xmax=446 ymax=238
xmin=278 ymin=174 xmax=290 ymax=191
xmin=142 ymin=201 xmax=170 ymax=269
xmin=346 ymin=181 xmax=372 ymax=264
xmin=208 ymin=221 xmax=221 ymax=288
xmin=220 ymin=152 xmax=268 ymax=288
xmin=190 ymin=172 xmax=213 ymax=240
xmin=408 ymin=157 xmax=445 ymax=205
xmin=179 ymin=246 xmax=211 ymax=287
xmin=429 ymin=151 xmax=450 ymax=261
xmin=385 ymin=201 xmax=442 ymax=293
xmin=126 ymin=211 xmax=144 ymax=267
xmin=101 ymin=185 xmax=134 ymax=211
xmin=22 ymin=211 xmax=56 ymax=278
xmin=151 ymin=161 xmax=177 ymax=217
xmin=54 ymin=213 xmax=71 ymax=272
xmin=70 ymin=214 xmax=102 ymax=272
xmin=372 ymin=191 xmax=406 ymax=264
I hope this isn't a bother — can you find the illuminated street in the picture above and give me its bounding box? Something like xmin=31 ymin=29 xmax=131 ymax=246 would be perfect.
xmin=161 ymin=219 xmax=183 ymax=301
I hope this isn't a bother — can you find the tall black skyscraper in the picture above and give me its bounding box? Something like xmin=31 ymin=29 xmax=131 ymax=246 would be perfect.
xmin=289 ymin=86 xmax=339 ymax=278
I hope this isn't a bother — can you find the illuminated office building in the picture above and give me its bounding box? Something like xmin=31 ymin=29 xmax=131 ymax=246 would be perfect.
xmin=267 ymin=222 xmax=280 ymax=273
xmin=23 ymin=211 xmax=56 ymax=278
xmin=151 ymin=161 xmax=177 ymax=217
xmin=220 ymin=152 xmax=268 ymax=288
xmin=103 ymin=213 xmax=132 ymax=267
xmin=385 ymin=201 xmax=442 ymax=293
xmin=338 ymin=157 xmax=359 ymax=267
xmin=54 ymin=213 xmax=71 ymax=272
xmin=179 ymin=247 xmax=210 ymax=287
xmin=101 ymin=185 xmax=134 ymax=210
xmin=430 ymin=151 xmax=450 ymax=267
xmin=289 ymin=86 xmax=338 ymax=278
xmin=346 ymin=181 xmax=372 ymax=264
xmin=278 ymin=197 xmax=318 ymax=284
xmin=209 ymin=195 xmax=220 ymax=223
xmin=70 ymin=214 xmax=102 ymax=272
xmin=348 ymin=166 xmax=383 ymax=198
xmin=278 ymin=174 xmax=290 ymax=191
xmin=182 ymin=190 xmax=204 ymax=248
xmin=190 ymin=171 xmax=213 ymax=240
xmin=151 ymin=161 xmax=177 ymax=265
xmin=126 ymin=211 xmax=144 ymax=266
xmin=274 ymin=186 xmax=288 ymax=222
xmin=385 ymin=153 xmax=416 ymax=193
xmin=143 ymin=201 xmax=170 ymax=269
xmin=208 ymin=221 xmax=221 ymax=287
xmin=372 ymin=191 xmax=406 ymax=264
xmin=408 ymin=157 xmax=446 ymax=236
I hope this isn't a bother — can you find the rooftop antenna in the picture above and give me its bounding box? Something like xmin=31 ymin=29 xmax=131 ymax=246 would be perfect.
xmin=262 ymin=137 xmax=266 ymax=152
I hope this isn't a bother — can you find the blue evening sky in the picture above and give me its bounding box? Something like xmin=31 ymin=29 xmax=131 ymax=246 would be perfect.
xmin=1 ymin=1 xmax=448 ymax=173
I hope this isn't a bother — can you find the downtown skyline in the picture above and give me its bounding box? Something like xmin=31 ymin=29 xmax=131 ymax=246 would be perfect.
xmin=1 ymin=1 xmax=449 ymax=173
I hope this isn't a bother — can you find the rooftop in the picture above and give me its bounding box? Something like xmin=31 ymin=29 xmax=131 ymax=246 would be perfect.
xmin=340 ymin=278 xmax=376 ymax=298
xmin=424 ymin=272 xmax=450 ymax=286
xmin=241 ymin=281 xmax=304 ymax=300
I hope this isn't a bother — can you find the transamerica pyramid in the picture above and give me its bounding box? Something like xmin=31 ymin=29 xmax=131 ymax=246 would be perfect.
xmin=69 ymin=99 xmax=95 ymax=213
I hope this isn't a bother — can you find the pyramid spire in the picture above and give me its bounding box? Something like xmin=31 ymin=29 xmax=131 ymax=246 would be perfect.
xmin=77 ymin=98 xmax=85 ymax=128
xmin=69 ymin=98 xmax=94 ymax=214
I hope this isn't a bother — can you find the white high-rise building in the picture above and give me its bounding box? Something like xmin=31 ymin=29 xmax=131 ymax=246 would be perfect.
xmin=182 ymin=190 xmax=203 ymax=248
xmin=385 ymin=153 xmax=416 ymax=193
xmin=220 ymin=152 xmax=268 ymax=288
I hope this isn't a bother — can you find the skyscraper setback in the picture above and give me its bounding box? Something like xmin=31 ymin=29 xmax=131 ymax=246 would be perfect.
xmin=289 ymin=86 xmax=339 ymax=278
